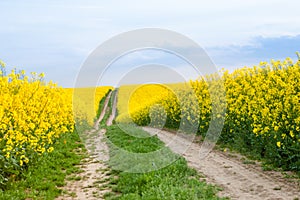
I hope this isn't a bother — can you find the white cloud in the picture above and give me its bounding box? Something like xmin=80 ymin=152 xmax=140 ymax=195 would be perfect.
xmin=1 ymin=0 xmax=300 ymax=87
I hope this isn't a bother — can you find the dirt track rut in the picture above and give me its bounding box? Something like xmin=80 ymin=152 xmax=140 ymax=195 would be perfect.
xmin=143 ymin=127 xmax=300 ymax=200
xmin=56 ymin=92 xmax=112 ymax=200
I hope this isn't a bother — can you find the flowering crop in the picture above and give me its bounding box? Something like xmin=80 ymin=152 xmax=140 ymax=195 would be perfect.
xmin=0 ymin=60 xmax=112 ymax=185
xmin=0 ymin=68 xmax=73 ymax=169
xmin=117 ymin=57 xmax=300 ymax=171
xmin=65 ymin=86 xmax=112 ymax=126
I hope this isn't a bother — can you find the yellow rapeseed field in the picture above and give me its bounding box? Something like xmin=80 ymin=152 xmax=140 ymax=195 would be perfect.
xmin=117 ymin=57 xmax=300 ymax=170
xmin=0 ymin=60 xmax=112 ymax=175
xmin=65 ymin=86 xmax=113 ymax=126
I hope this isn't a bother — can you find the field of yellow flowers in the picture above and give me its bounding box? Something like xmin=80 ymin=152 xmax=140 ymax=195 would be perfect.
xmin=0 ymin=60 xmax=112 ymax=186
xmin=117 ymin=57 xmax=300 ymax=171
xmin=66 ymin=86 xmax=113 ymax=126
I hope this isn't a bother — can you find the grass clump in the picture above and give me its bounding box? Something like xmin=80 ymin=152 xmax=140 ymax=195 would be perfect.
xmin=0 ymin=131 xmax=85 ymax=200
xmin=105 ymin=125 xmax=225 ymax=200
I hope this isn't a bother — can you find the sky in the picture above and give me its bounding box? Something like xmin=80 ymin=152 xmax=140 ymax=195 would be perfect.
xmin=0 ymin=0 xmax=300 ymax=87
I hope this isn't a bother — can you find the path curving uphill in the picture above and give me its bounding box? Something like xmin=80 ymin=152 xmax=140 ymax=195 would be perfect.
xmin=94 ymin=91 xmax=112 ymax=130
xmin=56 ymin=91 xmax=113 ymax=200
xmin=106 ymin=90 xmax=117 ymax=126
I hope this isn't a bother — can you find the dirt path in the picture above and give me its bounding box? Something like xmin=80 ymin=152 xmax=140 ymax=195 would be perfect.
xmin=56 ymin=92 xmax=112 ymax=200
xmin=106 ymin=91 xmax=117 ymax=126
xmin=143 ymin=127 xmax=300 ymax=200
xmin=94 ymin=91 xmax=112 ymax=130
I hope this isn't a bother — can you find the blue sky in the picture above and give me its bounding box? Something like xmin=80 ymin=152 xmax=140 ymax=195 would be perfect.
xmin=1 ymin=0 xmax=300 ymax=87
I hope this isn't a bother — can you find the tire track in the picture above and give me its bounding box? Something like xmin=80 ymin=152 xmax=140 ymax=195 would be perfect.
xmin=57 ymin=91 xmax=113 ymax=200
xmin=94 ymin=91 xmax=112 ymax=130
xmin=143 ymin=127 xmax=300 ymax=200
xmin=106 ymin=90 xmax=117 ymax=126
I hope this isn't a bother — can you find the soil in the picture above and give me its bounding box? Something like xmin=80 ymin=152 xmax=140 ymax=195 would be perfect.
xmin=106 ymin=91 xmax=117 ymax=126
xmin=56 ymin=92 xmax=113 ymax=200
xmin=143 ymin=127 xmax=300 ymax=200
xmin=57 ymin=90 xmax=300 ymax=200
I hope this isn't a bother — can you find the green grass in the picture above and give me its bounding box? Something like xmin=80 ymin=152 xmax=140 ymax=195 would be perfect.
xmin=96 ymin=89 xmax=112 ymax=119
xmin=0 ymin=131 xmax=86 ymax=200
xmin=100 ymin=90 xmax=114 ymax=127
xmin=105 ymin=125 xmax=226 ymax=200
xmin=99 ymin=89 xmax=119 ymax=127
xmin=217 ymin=142 xmax=300 ymax=179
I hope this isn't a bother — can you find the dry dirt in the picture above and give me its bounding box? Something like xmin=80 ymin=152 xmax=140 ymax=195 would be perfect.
xmin=56 ymin=92 xmax=113 ymax=200
xmin=143 ymin=127 xmax=300 ymax=200
xmin=106 ymin=91 xmax=117 ymax=126
xmin=94 ymin=91 xmax=112 ymax=130
xmin=56 ymin=90 xmax=300 ymax=200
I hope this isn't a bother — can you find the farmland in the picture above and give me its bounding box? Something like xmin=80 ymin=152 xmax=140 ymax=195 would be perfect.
xmin=0 ymin=61 xmax=112 ymax=198
xmin=117 ymin=57 xmax=300 ymax=171
xmin=0 ymin=57 xmax=299 ymax=199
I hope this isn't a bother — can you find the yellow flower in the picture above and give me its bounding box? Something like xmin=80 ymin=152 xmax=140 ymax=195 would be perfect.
xmin=289 ymin=130 xmax=295 ymax=138
xmin=276 ymin=141 xmax=281 ymax=148
xmin=47 ymin=147 xmax=54 ymax=153
xmin=0 ymin=63 xmax=113 ymax=169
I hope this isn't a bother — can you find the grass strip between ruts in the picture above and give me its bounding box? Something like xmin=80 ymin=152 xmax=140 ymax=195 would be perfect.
xmin=104 ymin=124 xmax=226 ymax=200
